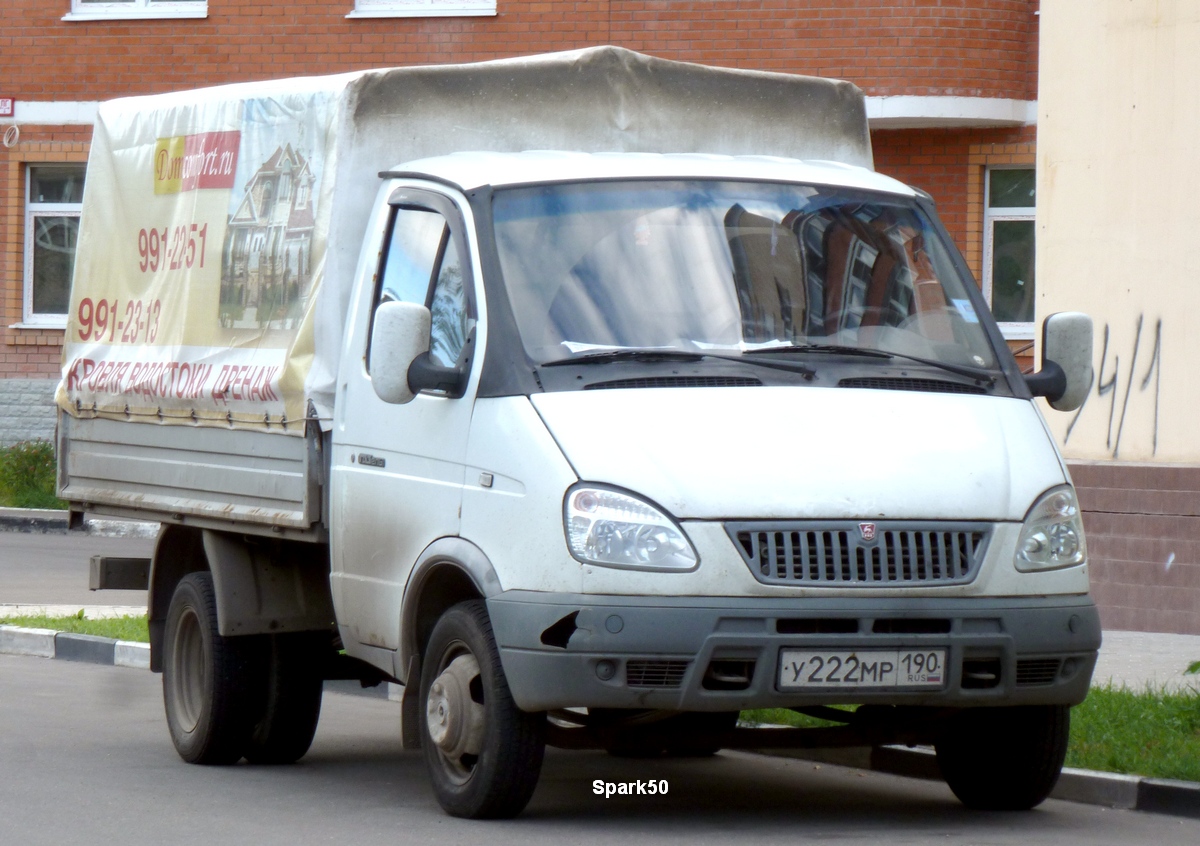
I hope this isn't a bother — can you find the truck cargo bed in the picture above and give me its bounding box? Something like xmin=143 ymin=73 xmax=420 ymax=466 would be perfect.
xmin=58 ymin=414 xmax=324 ymax=540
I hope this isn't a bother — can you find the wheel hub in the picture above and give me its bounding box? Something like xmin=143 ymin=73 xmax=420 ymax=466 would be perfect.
xmin=426 ymin=653 xmax=485 ymax=760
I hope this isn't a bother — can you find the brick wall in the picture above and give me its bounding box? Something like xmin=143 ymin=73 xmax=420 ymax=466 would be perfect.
xmin=0 ymin=378 xmax=57 ymax=447
xmin=1 ymin=1 xmax=1038 ymax=101
xmin=1070 ymin=461 xmax=1200 ymax=635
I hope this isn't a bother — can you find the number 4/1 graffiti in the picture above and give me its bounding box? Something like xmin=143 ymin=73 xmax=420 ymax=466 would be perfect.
xmin=1064 ymin=316 xmax=1162 ymax=458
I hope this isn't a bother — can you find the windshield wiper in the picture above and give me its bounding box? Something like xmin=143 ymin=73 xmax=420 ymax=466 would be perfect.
xmin=540 ymin=348 xmax=816 ymax=378
xmin=743 ymin=344 xmax=996 ymax=384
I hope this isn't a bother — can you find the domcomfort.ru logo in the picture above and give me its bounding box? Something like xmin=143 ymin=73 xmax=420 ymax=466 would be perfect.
xmin=153 ymin=131 xmax=240 ymax=194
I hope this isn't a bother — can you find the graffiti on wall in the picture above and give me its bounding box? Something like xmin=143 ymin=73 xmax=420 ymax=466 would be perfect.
xmin=1064 ymin=315 xmax=1162 ymax=458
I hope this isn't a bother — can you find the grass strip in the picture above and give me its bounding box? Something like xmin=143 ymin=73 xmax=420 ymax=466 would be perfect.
xmin=0 ymin=614 xmax=149 ymax=643
xmin=1067 ymin=683 xmax=1200 ymax=782
xmin=0 ymin=440 xmax=66 ymax=509
xmin=744 ymin=683 xmax=1200 ymax=783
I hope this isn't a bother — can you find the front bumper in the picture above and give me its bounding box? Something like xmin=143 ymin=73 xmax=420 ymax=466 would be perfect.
xmin=486 ymin=592 xmax=1100 ymax=712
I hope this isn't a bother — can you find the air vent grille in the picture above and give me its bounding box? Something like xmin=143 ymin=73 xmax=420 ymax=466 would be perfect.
xmin=585 ymin=376 xmax=762 ymax=390
xmin=625 ymin=660 xmax=690 ymax=688
xmin=1016 ymin=658 xmax=1062 ymax=686
xmin=838 ymin=377 xmax=987 ymax=395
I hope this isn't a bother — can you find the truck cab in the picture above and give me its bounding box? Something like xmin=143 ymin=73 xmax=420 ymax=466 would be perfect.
xmin=330 ymin=150 xmax=1098 ymax=816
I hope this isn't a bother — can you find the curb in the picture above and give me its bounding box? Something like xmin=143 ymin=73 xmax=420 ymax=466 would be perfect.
xmin=4 ymin=625 xmax=1198 ymax=819
xmin=1 ymin=624 xmax=149 ymax=669
xmin=0 ymin=623 xmax=398 ymax=690
xmin=766 ymin=744 xmax=1200 ymax=819
xmin=0 ymin=507 xmax=158 ymax=538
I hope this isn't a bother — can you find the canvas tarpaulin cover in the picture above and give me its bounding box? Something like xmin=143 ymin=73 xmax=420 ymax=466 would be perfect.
xmin=57 ymin=47 xmax=871 ymax=434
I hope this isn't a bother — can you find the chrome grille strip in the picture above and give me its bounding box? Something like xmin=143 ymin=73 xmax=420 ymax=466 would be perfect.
xmin=727 ymin=521 xmax=991 ymax=587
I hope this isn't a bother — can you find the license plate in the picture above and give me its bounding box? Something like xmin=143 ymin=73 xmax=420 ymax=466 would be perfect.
xmin=778 ymin=648 xmax=946 ymax=689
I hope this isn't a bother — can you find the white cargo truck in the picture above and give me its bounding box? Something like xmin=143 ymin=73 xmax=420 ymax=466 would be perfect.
xmin=58 ymin=47 xmax=1099 ymax=819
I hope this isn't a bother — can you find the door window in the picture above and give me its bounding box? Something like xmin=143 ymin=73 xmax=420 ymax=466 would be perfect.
xmin=371 ymin=204 xmax=472 ymax=375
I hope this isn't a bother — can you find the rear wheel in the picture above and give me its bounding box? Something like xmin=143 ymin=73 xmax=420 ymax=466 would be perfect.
xmin=162 ymin=572 xmax=261 ymax=765
xmin=243 ymin=632 xmax=326 ymax=765
xmin=935 ymin=705 xmax=1070 ymax=810
xmin=419 ymin=600 xmax=546 ymax=819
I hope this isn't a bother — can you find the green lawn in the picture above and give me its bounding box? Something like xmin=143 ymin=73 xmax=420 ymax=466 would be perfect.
xmin=0 ymin=614 xmax=149 ymax=643
xmin=0 ymin=440 xmax=66 ymax=509
xmin=745 ymin=684 xmax=1200 ymax=783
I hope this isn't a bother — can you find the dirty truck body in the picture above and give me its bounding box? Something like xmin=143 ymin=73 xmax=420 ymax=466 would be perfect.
xmin=58 ymin=48 xmax=1099 ymax=819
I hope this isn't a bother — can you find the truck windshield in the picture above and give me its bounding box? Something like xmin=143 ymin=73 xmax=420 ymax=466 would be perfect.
xmin=492 ymin=180 xmax=997 ymax=370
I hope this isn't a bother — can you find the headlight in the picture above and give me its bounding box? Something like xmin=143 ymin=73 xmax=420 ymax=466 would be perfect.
xmin=1015 ymin=485 xmax=1087 ymax=571
xmin=564 ymin=485 xmax=699 ymax=571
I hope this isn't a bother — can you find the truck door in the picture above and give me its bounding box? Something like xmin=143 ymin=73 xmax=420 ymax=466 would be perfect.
xmin=330 ymin=190 xmax=478 ymax=656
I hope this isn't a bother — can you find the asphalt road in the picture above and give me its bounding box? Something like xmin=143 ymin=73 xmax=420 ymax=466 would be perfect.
xmin=0 ymin=530 xmax=153 ymax=606
xmin=3 ymin=655 xmax=1199 ymax=846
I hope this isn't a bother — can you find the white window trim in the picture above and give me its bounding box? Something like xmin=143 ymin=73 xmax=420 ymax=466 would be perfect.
xmin=982 ymin=167 xmax=1036 ymax=341
xmin=64 ymin=0 xmax=206 ymax=22
xmin=347 ymin=0 xmax=496 ymax=18
xmin=24 ymin=169 xmax=82 ymax=329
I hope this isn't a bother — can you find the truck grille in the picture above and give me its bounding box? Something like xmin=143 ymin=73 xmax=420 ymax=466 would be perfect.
xmin=727 ymin=521 xmax=990 ymax=587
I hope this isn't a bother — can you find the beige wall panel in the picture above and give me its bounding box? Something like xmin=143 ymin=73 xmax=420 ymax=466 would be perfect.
xmin=1038 ymin=0 xmax=1200 ymax=462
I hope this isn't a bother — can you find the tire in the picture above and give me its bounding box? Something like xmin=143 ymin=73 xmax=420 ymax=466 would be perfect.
xmin=419 ymin=600 xmax=546 ymax=819
xmin=243 ymin=632 xmax=325 ymax=765
xmin=162 ymin=572 xmax=262 ymax=765
xmin=935 ymin=705 xmax=1070 ymax=811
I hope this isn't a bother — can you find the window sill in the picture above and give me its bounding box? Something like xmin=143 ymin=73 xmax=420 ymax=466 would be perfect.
xmin=9 ymin=322 xmax=67 ymax=331
xmin=998 ymin=324 xmax=1035 ymax=341
xmin=345 ymin=10 xmax=496 ymax=18
xmin=6 ymin=324 xmax=65 ymax=347
xmin=63 ymin=11 xmax=207 ymax=22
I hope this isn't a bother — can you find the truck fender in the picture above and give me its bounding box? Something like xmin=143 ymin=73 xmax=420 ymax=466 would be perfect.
xmin=201 ymin=530 xmax=336 ymax=637
xmin=147 ymin=525 xmax=207 ymax=672
xmin=397 ymin=536 xmax=502 ymax=683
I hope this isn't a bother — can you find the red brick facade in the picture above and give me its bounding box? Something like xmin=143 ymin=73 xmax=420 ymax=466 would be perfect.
xmin=0 ymin=0 xmax=1041 ymax=379
xmin=2 ymin=1 xmax=1037 ymax=100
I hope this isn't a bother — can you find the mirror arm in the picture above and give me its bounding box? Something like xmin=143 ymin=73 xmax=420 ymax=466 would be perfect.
xmin=408 ymin=352 xmax=467 ymax=398
xmin=1025 ymin=359 xmax=1066 ymax=403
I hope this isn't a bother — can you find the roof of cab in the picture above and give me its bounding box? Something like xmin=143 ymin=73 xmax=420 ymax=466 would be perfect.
xmin=384 ymin=151 xmax=916 ymax=197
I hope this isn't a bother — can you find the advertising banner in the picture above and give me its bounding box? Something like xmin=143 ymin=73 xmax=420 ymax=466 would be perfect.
xmin=57 ymin=87 xmax=341 ymax=433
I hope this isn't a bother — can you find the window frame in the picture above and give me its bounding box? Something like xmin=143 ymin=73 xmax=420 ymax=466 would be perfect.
xmin=23 ymin=165 xmax=86 ymax=329
xmin=982 ymin=165 xmax=1036 ymax=341
xmin=368 ymin=192 xmax=477 ymax=391
xmin=64 ymin=0 xmax=207 ymax=22
xmin=347 ymin=0 xmax=496 ymax=19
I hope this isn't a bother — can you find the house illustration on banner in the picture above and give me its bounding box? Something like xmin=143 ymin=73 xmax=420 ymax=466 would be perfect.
xmin=220 ymin=143 xmax=317 ymax=330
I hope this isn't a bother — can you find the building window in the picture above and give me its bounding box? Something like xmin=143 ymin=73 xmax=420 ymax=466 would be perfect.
xmin=983 ymin=167 xmax=1036 ymax=339
xmin=65 ymin=0 xmax=206 ymax=21
xmin=25 ymin=166 xmax=86 ymax=327
xmin=348 ymin=0 xmax=496 ymax=18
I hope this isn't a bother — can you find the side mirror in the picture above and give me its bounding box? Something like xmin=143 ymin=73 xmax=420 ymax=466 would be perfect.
xmin=369 ymin=301 xmax=431 ymax=404
xmin=1026 ymin=312 xmax=1093 ymax=412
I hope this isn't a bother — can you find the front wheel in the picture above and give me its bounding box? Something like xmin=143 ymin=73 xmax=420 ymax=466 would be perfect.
xmin=935 ymin=705 xmax=1070 ymax=810
xmin=419 ymin=600 xmax=546 ymax=819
